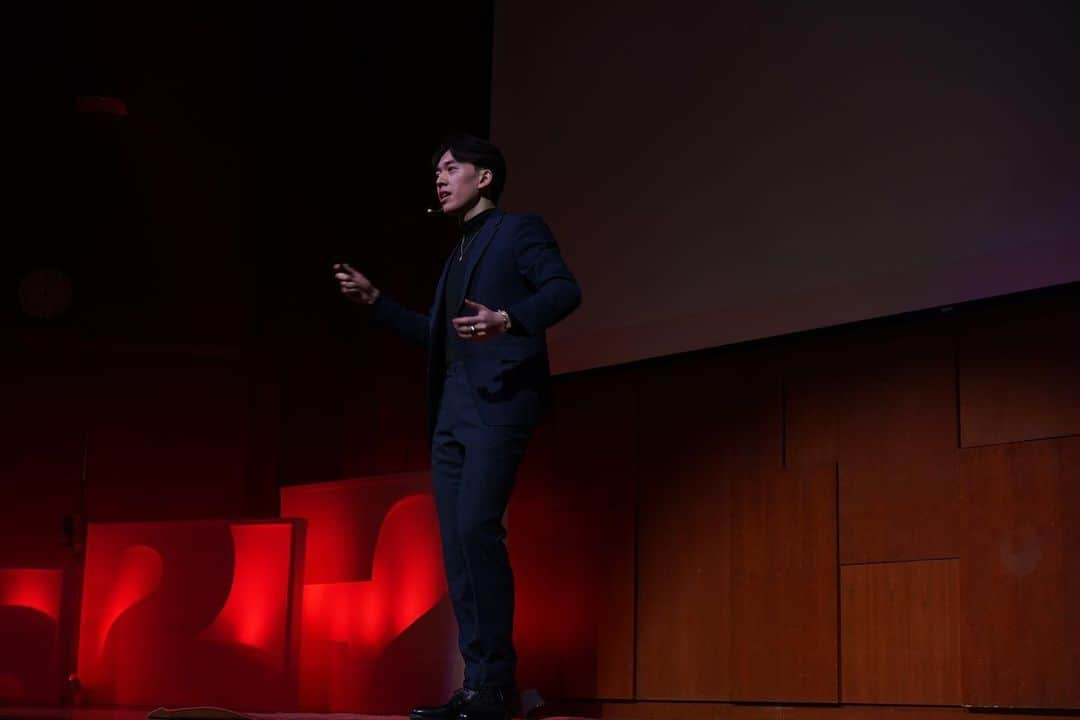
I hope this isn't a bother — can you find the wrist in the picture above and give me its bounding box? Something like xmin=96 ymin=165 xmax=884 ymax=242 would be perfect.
xmin=496 ymin=309 xmax=511 ymax=332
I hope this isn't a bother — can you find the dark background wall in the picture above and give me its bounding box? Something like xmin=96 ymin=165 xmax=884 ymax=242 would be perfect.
xmin=5 ymin=1 xmax=495 ymax=558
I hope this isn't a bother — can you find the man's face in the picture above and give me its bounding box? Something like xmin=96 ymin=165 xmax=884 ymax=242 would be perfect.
xmin=434 ymin=150 xmax=491 ymax=215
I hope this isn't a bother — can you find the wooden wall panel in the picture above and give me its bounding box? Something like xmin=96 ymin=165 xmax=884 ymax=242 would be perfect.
xmin=730 ymin=463 xmax=838 ymax=702
xmin=636 ymin=348 xmax=783 ymax=700
xmin=512 ymin=370 xmax=637 ymax=700
xmin=958 ymin=284 xmax=1080 ymax=447
xmin=840 ymin=559 xmax=960 ymax=704
xmin=961 ymin=437 xmax=1080 ymax=709
xmin=784 ymin=316 xmax=961 ymax=564
xmin=637 ymin=425 xmax=734 ymax=698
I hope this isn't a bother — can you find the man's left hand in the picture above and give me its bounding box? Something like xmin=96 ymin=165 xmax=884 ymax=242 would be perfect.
xmin=453 ymin=299 xmax=508 ymax=341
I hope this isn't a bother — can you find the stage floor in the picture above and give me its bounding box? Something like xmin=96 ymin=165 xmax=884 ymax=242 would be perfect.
xmin=0 ymin=708 xmax=594 ymax=720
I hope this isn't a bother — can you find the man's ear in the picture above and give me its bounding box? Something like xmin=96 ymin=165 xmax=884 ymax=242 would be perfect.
xmin=476 ymin=167 xmax=493 ymax=190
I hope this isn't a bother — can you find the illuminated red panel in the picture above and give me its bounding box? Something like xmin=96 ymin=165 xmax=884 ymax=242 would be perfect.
xmin=199 ymin=523 xmax=294 ymax=673
xmin=0 ymin=568 xmax=64 ymax=704
xmin=280 ymin=474 xmax=432 ymax=584
xmin=76 ymin=520 xmax=303 ymax=710
xmin=302 ymin=495 xmax=444 ymax=648
xmin=281 ymin=473 xmax=459 ymax=714
xmin=95 ymin=545 xmax=163 ymax=657
xmin=0 ymin=568 xmax=63 ymax=621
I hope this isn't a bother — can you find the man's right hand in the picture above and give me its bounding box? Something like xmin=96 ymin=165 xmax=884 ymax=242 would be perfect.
xmin=334 ymin=263 xmax=381 ymax=305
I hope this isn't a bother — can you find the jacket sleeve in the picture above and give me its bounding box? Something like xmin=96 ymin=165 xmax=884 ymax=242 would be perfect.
xmin=370 ymin=293 xmax=430 ymax=348
xmin=506 ymin=214 xmax=582 ymax=336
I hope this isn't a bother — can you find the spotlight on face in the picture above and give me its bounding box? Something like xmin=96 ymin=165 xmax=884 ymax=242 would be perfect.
xmin=434 ymin=150 xmax=489 ymax=216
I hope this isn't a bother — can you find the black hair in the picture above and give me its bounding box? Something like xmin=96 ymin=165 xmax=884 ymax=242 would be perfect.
xmin=432 ymin=133 xmax=507 ymax=204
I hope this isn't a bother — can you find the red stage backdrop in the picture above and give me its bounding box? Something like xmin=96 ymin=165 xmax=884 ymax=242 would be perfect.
xmin=75 ymin=519 xmax=304 ymax=710
xmin=0 ymin=568 xmax=64 ymax=705
xmin=280 ymin=472 xmax=460 ymax=715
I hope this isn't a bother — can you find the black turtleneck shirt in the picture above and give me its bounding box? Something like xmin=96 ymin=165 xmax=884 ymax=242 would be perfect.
xmin=444 ymin=208 xmax=495 ymax=365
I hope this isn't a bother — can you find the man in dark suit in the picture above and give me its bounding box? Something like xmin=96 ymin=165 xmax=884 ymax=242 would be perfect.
xmin=334 ymin=134 xmax=581 ymax=720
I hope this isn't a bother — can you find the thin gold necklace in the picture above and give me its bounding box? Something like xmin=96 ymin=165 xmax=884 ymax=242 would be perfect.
xmin=458 ymin=228 xmax=481 ymax=261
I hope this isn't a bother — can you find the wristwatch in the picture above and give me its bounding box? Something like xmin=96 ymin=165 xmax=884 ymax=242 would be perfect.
xmin=496 ymin=309 xmax=512 ymax=332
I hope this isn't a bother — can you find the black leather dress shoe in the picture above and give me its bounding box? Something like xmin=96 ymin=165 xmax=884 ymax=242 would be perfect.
xmin=456 ymin=685 xmax=514 ymax=720
xmin=410 ymin=687 xmax=476 ymax=720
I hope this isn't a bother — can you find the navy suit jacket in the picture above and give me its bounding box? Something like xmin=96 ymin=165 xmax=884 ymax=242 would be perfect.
xmin=371 ymin=209 xmax=582 ymax=440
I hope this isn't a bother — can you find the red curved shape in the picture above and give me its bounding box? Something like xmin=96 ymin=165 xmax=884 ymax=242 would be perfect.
xmin=370 ymin=494 xmax=446 ymax=641
xmin=280 ymin=476 xmax=424 ymax=585
xmin=298 ymin=492 xmax=448 ymax=711
xmin=0 ymin=568 xmax=63 ymax=622
xmin=303 ymin=493 xmax=444 ymax=651
xmin=98 ymin=544 xmax=164 ymax=656
xmin=198 ymin=522 xmax=294 ymax=671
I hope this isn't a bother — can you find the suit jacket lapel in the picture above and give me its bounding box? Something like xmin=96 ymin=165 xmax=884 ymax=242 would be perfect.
xmin=429 ymin=251 xmax=455 ymax=340
xmin=459 ymin=209 xmax=505 ymax=305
